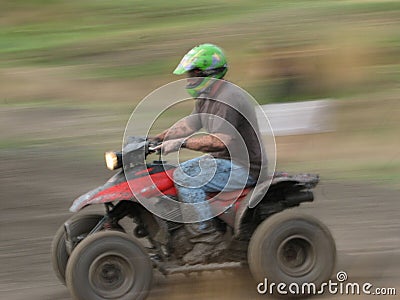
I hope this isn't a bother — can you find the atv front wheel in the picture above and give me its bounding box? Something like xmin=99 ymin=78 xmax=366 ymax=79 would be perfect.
xmin=51 ymin=214 xmax=123 ymax=285
xmin=248 ymin=211 xmax=336 ymax=295
xmin=66 ymin=231 xmax=152 ymax=300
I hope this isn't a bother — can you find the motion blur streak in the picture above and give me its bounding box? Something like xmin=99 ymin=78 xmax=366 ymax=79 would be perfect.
xmin=1 ymin=0 xmax=399 ymax=299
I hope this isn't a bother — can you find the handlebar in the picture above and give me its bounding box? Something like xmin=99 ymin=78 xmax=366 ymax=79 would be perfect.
xmin=146 ymin=139 xmax=161 ymax=154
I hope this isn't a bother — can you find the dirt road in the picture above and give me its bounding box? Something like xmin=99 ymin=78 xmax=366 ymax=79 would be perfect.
xmin=0 ymin=147 xmax=399 ymax=300
xmin=0 ymin=103 xmax=399 ymax=300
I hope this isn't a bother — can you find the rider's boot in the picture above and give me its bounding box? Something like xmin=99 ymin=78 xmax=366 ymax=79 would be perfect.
xmin=182 ymin=220 xmax=226 ymax=265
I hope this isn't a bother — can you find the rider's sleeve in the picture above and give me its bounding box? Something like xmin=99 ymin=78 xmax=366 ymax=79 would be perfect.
xmin=185 ymin=103 xmax=202 ymax=132
xmin=208 ymin=100 xmax=243 ymax=144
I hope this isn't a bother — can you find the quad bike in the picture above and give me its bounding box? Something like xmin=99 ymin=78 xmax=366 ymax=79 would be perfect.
xmin=51 ymin=137 xmax=336 ymax=300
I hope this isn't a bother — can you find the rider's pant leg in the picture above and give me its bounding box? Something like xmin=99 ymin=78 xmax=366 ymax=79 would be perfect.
xmin=173 ymin=156 xmax=255 ymax=264
xmin=174 ymin=155 xmax=255 ymax=221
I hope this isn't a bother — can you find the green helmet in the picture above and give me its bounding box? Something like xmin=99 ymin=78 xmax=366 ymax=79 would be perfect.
xmin=173 ymin=43 xmax=228 ymax=97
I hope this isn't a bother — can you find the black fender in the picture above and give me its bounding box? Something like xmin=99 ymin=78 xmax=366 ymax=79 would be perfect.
xmin=234 ymin=173 xmax=319 ymax=239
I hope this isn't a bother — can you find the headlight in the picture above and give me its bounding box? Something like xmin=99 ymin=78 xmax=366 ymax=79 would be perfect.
xmin=105 ymin=151 xmax=122 ymax=170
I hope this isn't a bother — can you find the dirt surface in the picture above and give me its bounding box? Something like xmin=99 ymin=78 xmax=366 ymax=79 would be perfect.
xmin=0 ymin=105 xmax=399 ymax=300
xmin=0 ymin=149 xmax=399 ymax=300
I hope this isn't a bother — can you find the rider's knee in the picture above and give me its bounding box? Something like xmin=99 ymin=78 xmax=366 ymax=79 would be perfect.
xmin=173 ymin=167 xmax=188 ymax=186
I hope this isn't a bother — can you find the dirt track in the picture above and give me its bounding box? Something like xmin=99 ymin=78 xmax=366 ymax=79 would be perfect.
xmin=0 ymin=147 xmax=399 ymax=300
xmin=0 ymin=102 xmax=399 ymax=300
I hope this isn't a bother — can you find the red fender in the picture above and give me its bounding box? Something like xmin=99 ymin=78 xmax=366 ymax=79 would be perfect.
xmin=70 ymin=169 xmax=176 ymax=212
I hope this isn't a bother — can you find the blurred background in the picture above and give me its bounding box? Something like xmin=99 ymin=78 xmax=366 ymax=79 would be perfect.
xmin=1 ymin=1 xmax=399 ymax=299
xmin=1 ymin=0 xmax=399 ymax=184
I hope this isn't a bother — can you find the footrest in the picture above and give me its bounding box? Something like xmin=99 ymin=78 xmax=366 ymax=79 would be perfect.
xmin=159 ymin=262 xmax=242 ymax=275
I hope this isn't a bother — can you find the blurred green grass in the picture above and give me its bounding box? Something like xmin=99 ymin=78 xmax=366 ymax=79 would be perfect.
xmin=1 ymin=0 xmax=399 ymax=102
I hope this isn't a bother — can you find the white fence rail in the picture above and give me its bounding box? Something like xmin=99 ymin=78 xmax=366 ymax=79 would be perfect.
xmin=256 ymin=99 xmax=336 ymax=136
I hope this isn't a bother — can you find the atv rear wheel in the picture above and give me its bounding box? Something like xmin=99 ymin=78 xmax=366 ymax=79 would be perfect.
xmin=51 ymin=214 xmax=123 ymax=285
xmin=66 ymin=231 xmax=152 ymax=300
xmin=248 ymin=211 xmax=336 ymax=295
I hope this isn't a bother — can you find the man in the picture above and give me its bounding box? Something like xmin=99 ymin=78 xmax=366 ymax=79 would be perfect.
xmin=153 ymin=44 xmax=267 ymax=265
